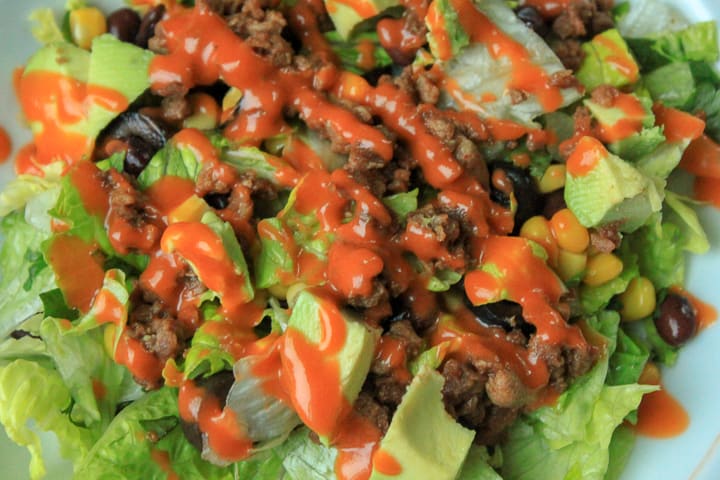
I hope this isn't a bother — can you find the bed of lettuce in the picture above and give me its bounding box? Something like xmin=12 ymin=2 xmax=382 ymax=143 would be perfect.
xmin=0 ymin=0 xmax=719 ymax=479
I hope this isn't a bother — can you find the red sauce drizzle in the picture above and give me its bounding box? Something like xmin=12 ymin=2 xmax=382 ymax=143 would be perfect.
xmin=449 ymin=0 xmax=563 ymax=112
xmin=115 ymin=332 xmax=165 ymax=385
xmin=178 ymin=379 xmax=253 ymax=461
xmin=150 ymin=449 xmax=180 ymax=480
xmin=0 ymin=127 xmax=11 ymax=163
xmin=635 ymin=385 xmax=689 ymax=438
xmin=333 ymin=412 xmax=383 ymax=480
xmin=372 ymin=449 xmax=403 ymax=476
xmin=18 ymin=71 xmax=128 ymax=169
xmin=160 ymin=221 xmax=253 ymax=321
xmin=280 ymin=292 xmax=350 ymax=438
xmin=566 ymin=136 xmax=605 ymax=177
xmin=47 ymin=235 xmax=105 ymax=313
xmin=596 ymin=93 xmax=646 ymax=143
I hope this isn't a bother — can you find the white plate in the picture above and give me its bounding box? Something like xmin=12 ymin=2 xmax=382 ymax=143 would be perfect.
xmin=0 ymin=0 xmax=718 ymax=479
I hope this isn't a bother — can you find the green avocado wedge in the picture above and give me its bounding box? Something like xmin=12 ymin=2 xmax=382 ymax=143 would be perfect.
xmin=369 ymin=365 xmax=475 ymax=480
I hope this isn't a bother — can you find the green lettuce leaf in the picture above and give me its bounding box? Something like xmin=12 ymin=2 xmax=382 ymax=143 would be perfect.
xmin=201 ymin=212 xmax=255 ymax=301
xmin=324 ymin=31 xmax=393 ymax=74
xmin=457 ymin=445 xmax=502 ymax=480
xmin=604 ymin=425 xmax=636 ymax=480
xmin=0 ymin=210 xmax=56 ymax=338
xmin=664 ymin=191 xmax=710 ymax=255
xmin=137 ymin=142 xmax=203 ymax=190
xmin=501 ymin=311 xmax=656 ymax=480
xmin=609 ymin=126 xmax=666 ymax=161
xmin=29 ymin=8 xmax=67 ymax=44
xmin=643 ymin=62 xmax=696 ymax=108
xmin=626 ymin=21 xmax=719 ymax=71
xmin=75 ymin=388 xmax=233 ymax=479
xmin=624 ymin=218 xmax=685 ymax=290
xmin=182 ymin=304 xmax=235 ymax=379
xmin=40 ymin=316 xmax=139 ymax=427
xmin=607 ymin=329 xmax=648 ymax=387
xmin=579 ymin=251 xmax=639 ymax=315
xmin=222 ymin=146 xmax=296 ymax=187
xmin=0 ymin=359 xmax=95 ymax=479
xmin=689 ymin=81 xmax=720 ymax=142
xmin=49 ymin=173 xmax=148 ymax=271
xmin=382 ymin=189 xmax=419 ymax=221
xmin=437 ymin=0 xmax=581 ymax=124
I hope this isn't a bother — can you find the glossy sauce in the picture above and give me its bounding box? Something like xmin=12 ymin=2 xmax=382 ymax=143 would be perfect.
xmin=115 ymin=332 xmax=165 ymax=385
xmin=160 ymin=222 xmax=253 ymax=321
xmin=47 ymin=235 xmax=105 ymax=313
xmin=18 ymin=71 xmax=128 ymax=168
xmin=594 ymin=33 xmax=639 ymax=84
xmin=0 ymin=126 xmax=10 ymax=163
xmin=450 ymin=0 xmax=563 ymax=112
xmin=333 ymin=412 xmax=383 ymax=480
xmin=566 ymin=136 xmax=605 ymax=177
xmin=178 ymin=379 xmax=253 ymax=461
xmin=635 ymin=385 xmax=690 ymax=438
xmin=653 ymin=104 xmax=705 ymax=143
xmin=596 ymin=93 xmax=646 ymax=143
xmin=280 ymin=293 xmax=350 ymax=438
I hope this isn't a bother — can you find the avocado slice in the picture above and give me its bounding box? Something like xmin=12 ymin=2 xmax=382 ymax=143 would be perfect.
xmin=324 ymin=0 xmax=400 ymax=39
xmin=23 ymin=42 xmax=91 ymax=138
xmin=577 ymin=29 xmax=640 ymax=90
xmin=21 ymin=35 xmax=152 ymax=159
xmin=369 ymin=365 xmax=475 ymax=480
xmin=285 ymin=289 xmax=379 ymax=442
xmin=564 ymin=136 xmax=662 ymax=232
xmin=86 ymin=34 xmax=154 ymax=140
xmin=162 ymin=212 xmax=255 ymax=303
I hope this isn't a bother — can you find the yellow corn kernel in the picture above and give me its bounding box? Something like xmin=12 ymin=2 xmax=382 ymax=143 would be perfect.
xmin=619 ymin=276 xmax=657 ymax=322
xmin=168 ymin=195 xmax=210 ymax=224
xmin=519 ymin=215 xmax=557 ymax=262
xmin=556 ymin=249 xmax=587 ymax=282
xmin=550 ymin=208 xmax=589 ymax=254
xmin=103 ymin=324 xmax=117 ymax=357
xmin=583 ymin=252 xmax=623 ymax=286
xmin=69 ymin=7 xmax=107 ymax=50
xmin=538 ymin=164 xmax=566 ymax=194
xmin=638 ymin=361 xmax=661 ymax=385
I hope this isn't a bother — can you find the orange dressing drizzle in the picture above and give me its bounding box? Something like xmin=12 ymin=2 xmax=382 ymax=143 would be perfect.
xmin=280 ymin=292 xmax=350 ymax=438
xmin=47 ymin=235 xmax=105 ymax=313
xmin=0 ymin=126 xmax=11 ymax=163
xmin=596 ymin=93 xmax=646 ymax=143
xmin=635 ymin=385 xmax=689 ymax=438
xmin=449 ymin=0 xmax=563 ymax=112
xmin=566 ymin=136 xmax=605 ymax=177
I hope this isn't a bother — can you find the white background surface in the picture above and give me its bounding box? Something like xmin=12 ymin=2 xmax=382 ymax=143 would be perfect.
xmin=0 ymin=0 xmax=718 ymax=479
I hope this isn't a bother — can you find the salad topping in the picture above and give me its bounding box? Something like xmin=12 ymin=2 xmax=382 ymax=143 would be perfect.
xmin=1 ymin=0 xmax=720 ymax=479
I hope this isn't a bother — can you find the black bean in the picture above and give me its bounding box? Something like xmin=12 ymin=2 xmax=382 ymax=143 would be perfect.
xmin=135 ymin=4 xmax=166 ymax=48
xmin=123 ymin=135 xmax=157 ymax=176
xmin=204 ymin=192 xmax=231 ymax=210
xmin=655 ymin=293 xmax=697 ymax=347
xmin=542 ymin=190 xmax=567 ymax=219
xmin=465 ymin=298 xmax=536 ymax=337
xmin=107 ymin=8 xmax=142 ymax=43
xmin=489 ymin=162 xmax=542 ymax=235
xmin=516 ymin=6 xmax=549 ymax=37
